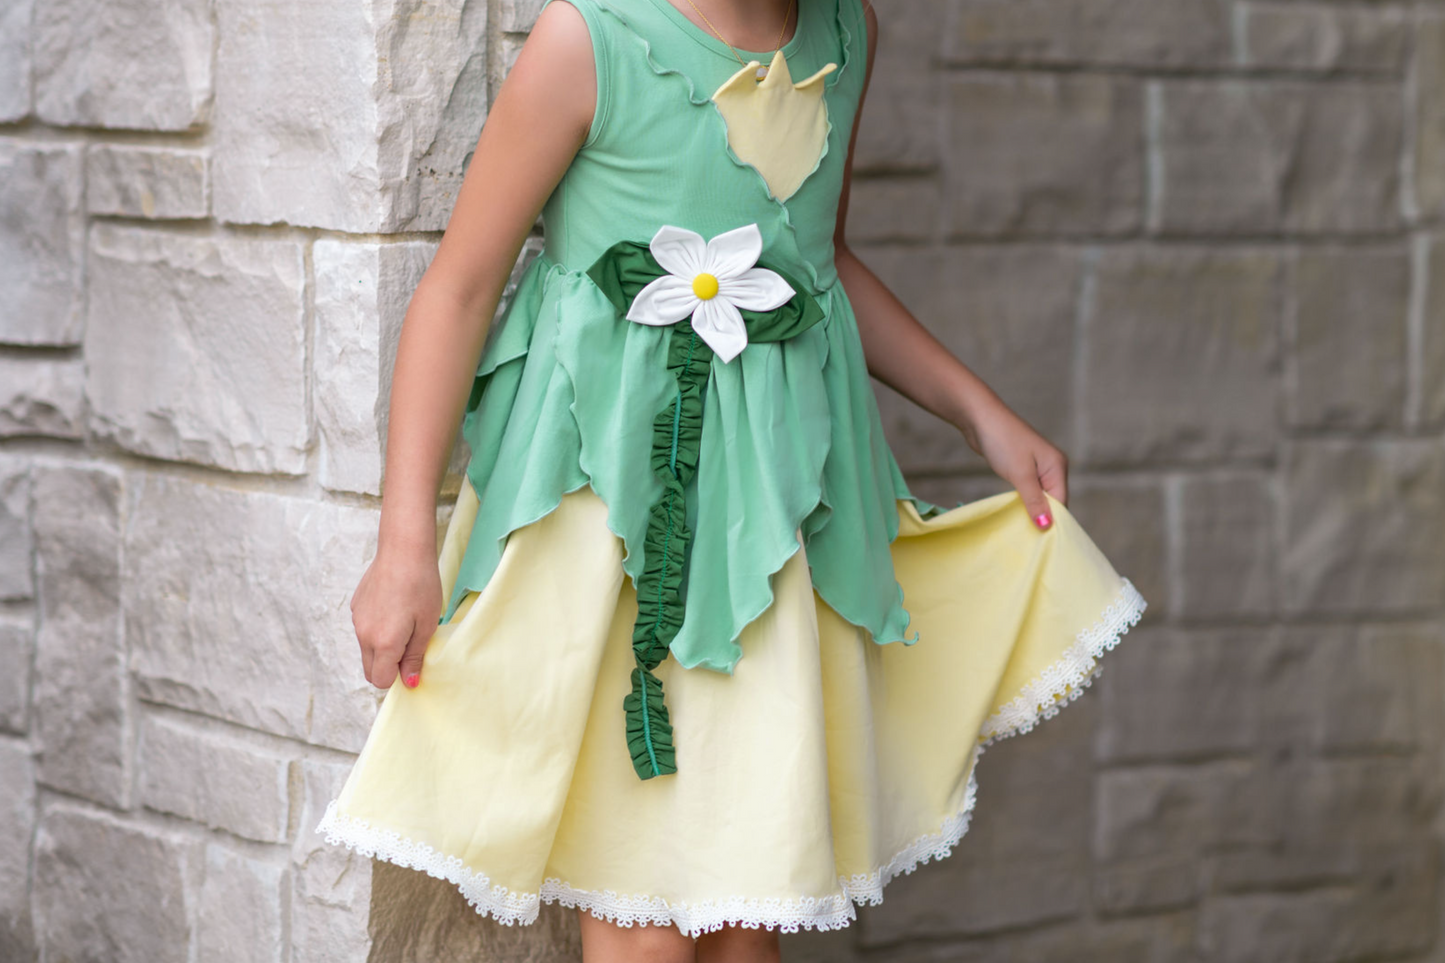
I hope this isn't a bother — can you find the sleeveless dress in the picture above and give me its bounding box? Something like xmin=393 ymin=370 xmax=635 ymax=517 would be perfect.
xmin=316 ymin=0 xmax=1147 ymax=937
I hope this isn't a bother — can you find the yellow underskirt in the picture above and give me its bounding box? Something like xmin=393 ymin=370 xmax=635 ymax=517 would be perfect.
xmin=317 ymin=478 xmax=1144 ymax=936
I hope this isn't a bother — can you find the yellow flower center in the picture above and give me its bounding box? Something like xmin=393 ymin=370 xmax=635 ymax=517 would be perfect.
xmin=692 ymin=272 xmax=720 ymax=300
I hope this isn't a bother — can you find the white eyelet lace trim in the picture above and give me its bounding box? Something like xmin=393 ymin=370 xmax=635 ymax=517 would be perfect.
xmin=979 ymin=577 xmax=1146 ymax=746
xmin=315 ymin=577 xmax=1145 ymax=938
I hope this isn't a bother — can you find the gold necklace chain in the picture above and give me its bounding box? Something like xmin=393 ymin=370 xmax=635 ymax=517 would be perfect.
xmin=682 ymin=0 xmax=796 ymax=76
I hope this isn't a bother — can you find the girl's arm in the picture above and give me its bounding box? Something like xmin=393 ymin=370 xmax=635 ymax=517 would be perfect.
xmin=351 ymin=0 xmax=597 ymax=691
xmin=833 ymin=0 xmax=1068 ymax=529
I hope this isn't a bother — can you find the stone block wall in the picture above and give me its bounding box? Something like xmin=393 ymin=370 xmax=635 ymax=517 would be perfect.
xmin=0 ymin=0 xmax=1441 ymax=960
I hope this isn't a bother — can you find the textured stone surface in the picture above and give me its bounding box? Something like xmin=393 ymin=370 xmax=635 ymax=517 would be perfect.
xmin=498 ymin=0 xmax=545 ymax=31
xmin=943 ymin=72 xmax=1143 ymax=236
xmin=0 ymin=140 xmax=84 ymax=346
xmin=127 ymin=473 xmax=381 ymax=750
xmin=197 ymin=845 xmax=286 ymax=963
xmin=860 ymin=243 xmax=1080 ymax=473
xmin=0 ymin=620 xmax=33 ymax=735
xmin=0 ymin=459 xmax=32 ymax=602
xmin=1097 ymin=628 xmax=1272 ymax=764
xmin=842 ymin=176 xmax=942 ymax=245
xmin=1241 ymin=2 xmax=1409 ymax=74
xmin=85 ymin=145 xmax=210 ymax=219
xmin=33 ymin=0 xmax=212 ymax=129
xmin=1080 ymin=246 xmax=1281 ymax=466
xmin=1289 ymin=245 xmax=1409 ymax=430
xmin=1282 ymin=441 xmax=1445 ymax=615
xmin=1156 ymin=79 xmax=1402 ymax=235
xmin=1416 ymin=18 xmax=1445 ymax=220
xmin=1211 ymin=757 xmax=1442 ymax=893
xmin=32 ymin=804 xmax=196 ymax=963
xmin=86 ymin=224 xmax=308 ymax=474
xmin=0 ymin=0 xmax=33 ymax=122
xmin=314 ymin=239 xmax=438 ymax=496
xmin=292 ymin=760 xmax=373 ymax=963
xmin=0 ymin=739 xmax=35 ymax=962
xmin=1201 ymin=849 xmax=1437 ymax=963
xmin=1423 ymin=232 xmax=1445 ymax=430
xmin=0 ymin=355 xmax=85 ymax=439
xmin=214 ymin=0 xmax=488 ymax=233
xmin=1177 ymin=474 xmax=1276 ymax=619
xmin=138 ymin=714 xmax=294 ymax=844
xmin=947 ymin=0 xmax=1231 ymax=68
xmin=855 ymin=0 xmax=941 ymax=174
xmin=32 ymin=465 xmax=128 ymax=808
xmin=1067 ymin=481 xmax=1169 ymax=622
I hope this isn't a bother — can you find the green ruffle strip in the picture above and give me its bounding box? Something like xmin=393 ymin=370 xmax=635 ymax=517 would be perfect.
xmin=585 ymin=237 xmax=823 ymax=780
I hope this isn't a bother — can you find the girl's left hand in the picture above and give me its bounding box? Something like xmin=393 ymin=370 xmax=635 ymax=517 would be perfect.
xmin=960 ymin=399 xmax=1069 ymax=530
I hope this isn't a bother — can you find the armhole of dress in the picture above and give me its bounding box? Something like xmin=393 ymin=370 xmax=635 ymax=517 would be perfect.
xmin=539 ymin=0 xmax=612 ymax=150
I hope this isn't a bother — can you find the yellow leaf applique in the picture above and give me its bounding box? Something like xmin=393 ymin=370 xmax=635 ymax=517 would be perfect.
xmin=711 ymin=48 xmax=837 ymax=203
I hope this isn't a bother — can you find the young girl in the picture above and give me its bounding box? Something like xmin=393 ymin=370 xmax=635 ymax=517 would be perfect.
xmin=319 ymin=0 xmax=1146 ymax=959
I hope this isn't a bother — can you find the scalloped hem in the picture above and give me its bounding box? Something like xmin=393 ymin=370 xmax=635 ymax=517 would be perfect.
xmin=315 ymin=577 xmax=1144 ymax=938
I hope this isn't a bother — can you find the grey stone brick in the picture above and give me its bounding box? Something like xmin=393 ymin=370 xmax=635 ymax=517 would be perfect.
xmin=33 ymin=465 xmax=129 ymax=808
xmin=943 ymin=72 xmax=1144 ymax=237
xmin=213 ymin=0 xmax=488 ymax=233
xmin=0 ymin=355 xmax=85 ymax=440
xmin=1097 ymin=627 xmax=1274 ymax=764
xmin=0 ymin=0 xmax=33 ymax=122
xmin=1201 ymin=848 xmax=1437 ymax=963
xmin=33 ymin=803 xmax=197 ymax=963
xmin=85 ymin=225 xmax=309 ymax=474
xmin=1241 ymin=2 xmax=1410 ymax=74
xmin=1094 ymin=761 xmax=1269 ymax=865
xmin=1212 ymin=758 xmax=1443 ymax=892
xmin=1422 ymin=232 xmax=1445 ymax=429
xmin=138 ymin=714 xmax=294 ymax=844
xmin=498 ymin=0 xmax=546 ymax=32
xmin=1079 ymin=246 xmax=1281 ymax=466
xmin=197 ymin=845 xmax=286 ymax=963
xmin=0 ymin=740 xmax=35 ymax=962
xmin=0 ymin=620 xmax=33 ymax=735
xmin=292 ymin=760 xmax=373 ymax=963
xmin=314 ymin=239 xmax=439 ymax=497
xmin=1177 ymin=474 xmax=1276 ymax=619
xmin=858 ymin=243 xmax=1080 ymax=474
xmin=1288 ymin=245 xmax=1409 ymax=430
xmin=126 ymin=473 xmax=381 ymax=751
xmin=1156 ymin=79 xmax=1403 ymax=235
xmin=855 ymin=0 xmax=942 ymax=174
xmin=842 ymin=176 xmax=942 ymax=245
xmin=33 ymin=0 xmax=212 ymax=130
xmin=1282 ymin=440 xmax=1445 ymax=615
xmin=0 ymin=140 xmax=84 ymax=347
xmin=1068 ymin=481 xmax=1168 ymax=623
xmin=0 ymin=459 xmax=32 ymax=602
xmin=1415 ymin=18 xmax=1445 ymax=219
xmin=85 ymin=145 xmax=210 ymax=220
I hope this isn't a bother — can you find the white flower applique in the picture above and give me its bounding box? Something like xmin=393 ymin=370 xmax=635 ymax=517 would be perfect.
xmin=624 ymin=223 xmax=796 ymax=363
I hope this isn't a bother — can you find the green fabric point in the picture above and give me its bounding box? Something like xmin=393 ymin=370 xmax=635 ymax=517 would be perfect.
xmin=585 ymin=235 xmax=825 ymax=780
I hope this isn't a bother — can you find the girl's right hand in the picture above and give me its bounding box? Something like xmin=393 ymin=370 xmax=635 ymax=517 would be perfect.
xmin=349 ymin=546 xmax=443 ymax=691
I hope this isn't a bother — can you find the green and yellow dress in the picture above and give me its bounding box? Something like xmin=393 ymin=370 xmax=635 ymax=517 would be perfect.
xmin=317 ymin=0 xmax=1146 ymax=936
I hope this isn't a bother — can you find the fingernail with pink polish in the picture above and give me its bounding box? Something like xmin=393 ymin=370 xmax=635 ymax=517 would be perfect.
xmin=1035 ymin=513 xmax=1052 ymax=529
xmin=403 ymin=673 xmax=420 ymax=689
